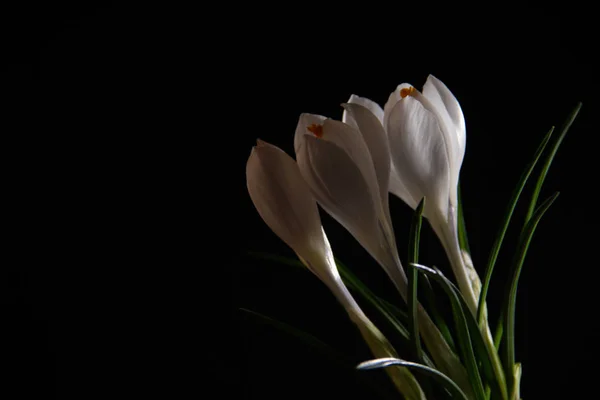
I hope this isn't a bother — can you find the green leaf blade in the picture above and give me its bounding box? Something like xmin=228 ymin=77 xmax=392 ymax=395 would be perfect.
xmin=525 ymin=102 xmax=581 ymax=223
xmin=504 ymin=192 xmax=559 ymax=386
xmin=477 ymin=126 xmax=554 ymax=325
xmin=495 ymin=103 xmax=581 ymax=355
xmin=357 ymin=357 xmax=470 ymax=400
xmin=408 ymin=198 xmax=425 ymax=364
xmin=457 ymin=181 xmax=471 ymax=254
xmin=412 ymin=264 xmax=488 ymax=400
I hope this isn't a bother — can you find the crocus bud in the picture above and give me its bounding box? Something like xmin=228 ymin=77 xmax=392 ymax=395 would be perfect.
xmin=383 ymin=75 xmax=480 ymax=313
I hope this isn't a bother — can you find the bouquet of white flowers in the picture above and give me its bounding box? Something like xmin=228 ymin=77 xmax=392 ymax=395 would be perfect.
xmin=245 ymin=75 xmax=581 ymax=400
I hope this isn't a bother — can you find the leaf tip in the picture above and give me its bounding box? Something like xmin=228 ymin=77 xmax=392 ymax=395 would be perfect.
xmin=356 ymin=357 xmax=401 ymax=370
xmin=410 ymin=263 xmax=437 ymax=275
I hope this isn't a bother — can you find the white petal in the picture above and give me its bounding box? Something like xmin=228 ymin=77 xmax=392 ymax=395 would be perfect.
xmin=246 ymin=140 xmax=328 ymax=267
xmin=295 ymin=227 xmax=348 ymax=296
xmin=295 ymin=113 xmax=382 ymax=218
xmin=409 ymin=88 xmax=461 ymax=209
xmin=388 ymin=162 xmax=419 ymax=210
xmin=295 ymin=113 xmax=407 ymax=295
xmin=294 ymin=113 xmax=326 ymax=155
xmin=247 ymin=145 xmax=360 ymax=301
xmin=383 ymin=83 xmax=413 ymax=132
xmin=423 ymin=74 xmax=466 ymax=167
xmin=343 ymin=94 xmax=384 ymax=125
xmin=295 ymin=135 xmax=385 ymax=264
xmin=387 ymin=96 xmax=451 ymax=219
xmin=341 ymin=102 xmax=390 ymax=208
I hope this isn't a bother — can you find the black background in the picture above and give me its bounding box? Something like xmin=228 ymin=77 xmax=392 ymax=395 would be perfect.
xmin=4 ymin=3 xmax=597 ymax=399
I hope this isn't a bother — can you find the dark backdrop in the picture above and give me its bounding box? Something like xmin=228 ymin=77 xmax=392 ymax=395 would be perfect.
xmin=4 ymin=3 xmax=596 ymax=399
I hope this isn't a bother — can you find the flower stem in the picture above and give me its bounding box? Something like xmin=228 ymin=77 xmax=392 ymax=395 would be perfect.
xmin=434 ymin=210 xmax=509 ymax=400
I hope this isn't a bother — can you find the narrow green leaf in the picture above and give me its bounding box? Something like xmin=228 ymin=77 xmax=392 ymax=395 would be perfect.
xmin=408 ymin=195 xmax=458 ymax=353
xmin=477 ymin=126 xmax=554 ymax=325
xmin=357 ymin=357 xmax=469 ymax=400
xmin=373 ymin=295 xmax=409 ymax=325
xmin=457 ymin=181 xmax=471 ymax=254
xmin=504 ymin=192 xmax=559 ymax=386
xmin=334 ymin=258 xmax=409 ymax=340
xmin=525 ymin=102 xmax=581 ymax=223
xmin=494 ymin=103 xmax=581 ymax=351
xmin=413 ymin=266 xmax=508 ymax=400
xmin=465 ymin=319 xmax=504 ymax=400
xmin=408 ymin=198 xmax=425 ymax=363
xmin=335 ymin=259 xmax=435 ymax=369
xmin=412 ymin=264 xmax=487 ymax=400
xmin=418 ymin=277 xmax=457 ymax=353
xmin=493 ymin=323 xmax=503 ymax=351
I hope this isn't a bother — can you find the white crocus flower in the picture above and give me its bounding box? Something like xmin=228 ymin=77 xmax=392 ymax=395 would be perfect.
xmin=293 ymin=111 xmax=405 ymax=294
xmin=293 ymin=112 xmax=473 ymax=398
xmin=383 ymin=75 xmax=480 ymax=314
xmin=348 ymin=80 xmax=505 ymax=399
xmin=246 ymin=139 xmax=425 ymax=400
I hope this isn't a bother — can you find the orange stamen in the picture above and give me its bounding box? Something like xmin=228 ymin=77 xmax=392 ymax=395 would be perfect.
xmin=400 ymin=86 xmax=416 ymax=98
xmin=307 ymin=123 xmax=324 ymax=138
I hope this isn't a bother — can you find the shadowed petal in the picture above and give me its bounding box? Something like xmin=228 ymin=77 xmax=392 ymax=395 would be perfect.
xmin=295 ymin=134 xmax=383 ymax=261
xmin=344 ymin=94 xmax=384 ymax=125
xmin=295 ymin=113 xmax=383 ymax=218
xmin=246 ymin=140 xmax=327 ymax=266
xmin=341 ymin=102 xmax=391 ymax=208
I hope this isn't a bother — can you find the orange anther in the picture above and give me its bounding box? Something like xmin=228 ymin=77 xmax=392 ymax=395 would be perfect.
xmin=400 ymin=86 xmax=415 ymax=98
xmin=307 ymin=123 xmax=324 ymax=138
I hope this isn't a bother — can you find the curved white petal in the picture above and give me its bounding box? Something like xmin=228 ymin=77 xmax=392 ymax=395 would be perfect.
xmin=246 ymin=140 xmax=329 ymax=274
xmin=388 ymin=162 xmax=419 ymax=210
xmin=343 ymin=94 xmax=384 ymax=125
xmin=341 ymin=102 xmax=390 ymax=209
xmin=293 ymin=113 xmax=327 ymax=155
xmin=295 ymin=113 xmax=408 ymax=298
xmin=381 ymin=86 xmax=423 ymax=210
xmin=295 ymin=113 xmax=383 ymax=218
xmin=383 ymin=83 xmax=413 ymax=132
xmin=387 ymin=95 xmax=451 ymax=219
xmin=295 ymin=134 xmax=384 ymax=262
xmin=423 ymin=74 xmax=466 ymax=169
